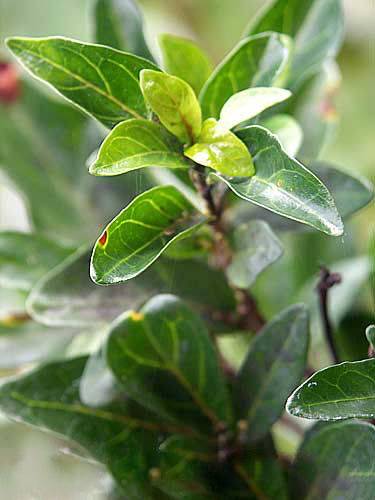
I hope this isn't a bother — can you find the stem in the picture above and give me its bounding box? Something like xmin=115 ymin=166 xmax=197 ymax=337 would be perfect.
xmin=316 ymin=265 xmax=341 ymax=364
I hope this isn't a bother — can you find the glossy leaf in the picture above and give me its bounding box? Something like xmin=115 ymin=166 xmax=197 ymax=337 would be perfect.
xmin=89 ymin=119 xmax=189 ymax=176
xmin=260 ymin=114 xmax=303 ymax=157
xmin=213 ymin=126 xmax=344 ymax=236
xmin=159 ymin=34 xmax=213 ymax=96
xmin=106 ymin=294 xmax=233 ymax=430
xmin=366 ymin=325 xmax=375 ymax=351
xmin=0 ymin=319 xmax=75 ymax=369
xmin=219 ymin=87 xmax=291 ymax=130
xmin=91 ymin=186 xmax=207 ymax=284
xmin=93 ymin=0 xmax=154 ymax=60
xmin=199 ymin=32 xmax=292 ymax=120
xmin=7 ymin=37 xmax=160 ymax=128
xmin=246 ymin=0 xmax=344 ymax=91
xmin=292 ymin=421 xmax=375 ymax=500
xmin=227 ymin=220 xmax=283 ymax=288
xmin=184 ymin=118 xmax=254 ymax=177
xmin=287 ymin=358 xmax=375 ymax=420
xmin=140 ymin=69 xmax=202 ymax=145
xmin=0 ymin=231 xmax=73 ymax=292
xmin=0 ymin=356 xmax=158 ymax=499
xmin=234 ymin=304 xmax=309 ymax=441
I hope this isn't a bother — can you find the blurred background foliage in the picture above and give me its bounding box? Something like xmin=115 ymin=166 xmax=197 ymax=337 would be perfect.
xmin=0 ymin=0 xmax=374 ymax=498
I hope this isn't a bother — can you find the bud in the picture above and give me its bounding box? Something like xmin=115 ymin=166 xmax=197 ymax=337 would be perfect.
xmin=0 ymin=62 xmax=21 ymax=103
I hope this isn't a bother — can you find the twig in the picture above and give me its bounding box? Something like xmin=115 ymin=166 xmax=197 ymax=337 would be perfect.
xmin=316 ymin=265 xmax=342 ymax=364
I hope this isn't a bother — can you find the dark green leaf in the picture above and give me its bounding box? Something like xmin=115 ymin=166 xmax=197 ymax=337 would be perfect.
xmin=219 ymin=87 xmax=291 ymax=130
xmin=0 ymin=231 xmax=73 ymax=292
xmin=0 ymin=357 xmax=158 ymax=499
xmin=292 ymin=421 xmax=375 ymax=500
xmin=93 ymin=0 xmax=154 ymax=60
xmin=159 ymin=34 xmax=213 ymax=96
xmin=184 ymin=118 xmax=254 ymax=177
xmin=366 ymin=325 xmax=375 ymax=351
xmin=260 ymin=113 xmax=303 ymax=157
xmin=287 ymin=358 xmax=375 ymax=420
xmin=234 ymin=304 xmax=309 ymax=441
xmin=7 ymin=37 xmax=160 ymax=128
xmin=227 ymin=220 xmax=283 ymax=288
xmin=0 ymin=319 xmax=75 ymax=369
xmin=106 ymin=294 xmax=233 ymax=430
xmin=89 ymin=119 xmax=189 ymax=176
xmin=91 ymin=186 xmax=207 ymax=284
xmin=246 ymin=0 xmax=344 ymax=91
xmin=140 ymin=69 xmax=202 ymax=144
xmin=334 ymin=312 xmax=373 ymax=362
xmin=214 ymin=126 xmax=343 ymax=236
xmin=199 ymin=32 xmax=292 ymax=120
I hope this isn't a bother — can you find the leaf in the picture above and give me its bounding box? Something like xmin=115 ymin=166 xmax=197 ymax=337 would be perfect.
xmin=199 ymin=32 xmax=292 ymax=120
xmin=140 ymin=69 xmax=202 ymax=145
xmin=6 ymin=37 xmax=160 ymax=128
xmin=286 ymin=358 xmax=375 ymax=420
xmin=246 ymin=0 xmax=344 ymax=91
xmin=159 ymin=34 xmax=213 ymax=96
xmin=213 ymin=125 xmax=343 ymax=236
xmin=366 ymin=325 xmax=375 ymax=352
xmin=219 ymin=87 xmax=291 ymax=130
xmin=106 ymin=294 xmax=233 ymax=430
xmin=0 ymin=356 xmax=158 ymax=499
xmin=260 ymin=114 xmax=303 ymax=157
xmin=292 ymin=421 xmax=375 ymax=500
xmin=0 ymin=319 xmax=75 ymax=369
xmin=0 ymin=231 xmax=73 ymax=292
xmin=227 ymin=220 xmax=283 ymax=288
xmin=90 ymin=186 xmax=207 ymax=284
xmin=334 ymin=312 xmax=373 ymax=362
xmin=93 ymin=0 xmax=154 ymax=61
xmin=89 ymin=119 xmax=189 ymax=176
xmin=234 ymin=304 xmax=309 ymax=441
xmin=184 ymin=118 xmax=254 ymax=177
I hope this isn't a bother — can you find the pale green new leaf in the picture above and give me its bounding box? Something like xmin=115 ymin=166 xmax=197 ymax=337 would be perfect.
xmin=90 ymin=186 xmax=207 ymax=284
xmin=89 ymin=119 xmax=189 ymax=176
xmin=93 ymin=0 xmax=154 ymax=60
xmin=213 ymin=126 xmax=343 ymax=236
xmin=260 ymin=114 xmax=303 ymax=157
xmin=199 ymin=32 xmax=292 ymax=120
xmin=227 ymin=220 xmax=283 ymax=288
xmin=184 ymin=118 xmax=254 ymax=177
xmin=219 ymin=87 xmax=291 ymax=130
xmin=6 ymin=37 xmax=160 ymax=128
xmin=140 ymin=70 xmax=202 ymax=145
xmin=159 ymin=33 xmax=213 ymax=96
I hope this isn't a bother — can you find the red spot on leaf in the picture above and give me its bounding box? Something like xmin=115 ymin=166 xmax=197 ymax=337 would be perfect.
xmin=99 ymin=231 xmax=108 ymax=246
xmin=0 ymin=62 xmax=21 ymax=104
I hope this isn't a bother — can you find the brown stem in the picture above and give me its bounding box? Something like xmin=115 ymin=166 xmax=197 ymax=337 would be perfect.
xmin=316 ymin=265 xmax=341 ymax=364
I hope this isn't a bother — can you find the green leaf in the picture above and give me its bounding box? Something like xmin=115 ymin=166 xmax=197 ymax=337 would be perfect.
xmin=89 ymin=119 xmax=189 ymax=176
xmin=93 ymin=0 xmax=154 ymax=61
xmin=246 ymin=0 xmax=344 ymax=91
xmin=219 ymin=87 xmax=291 ymax=130
xmin=0 ymin=319 xmax=75 ymax=369
xmin=91 ymin=186 xmax=207 ymax=284
xmin=0 ymin=356 xmax=158 ymax=499
xmin=0 ymin=232 xmax=73 ymax=292
xmin=334 ymin=312 xmax=373 ymax=362
xmin=184 ymin=118 xmax=254 ymax=177
xmin=234 ymin=304 xmax=309 ymax=441
xmin=366 ymin=325 xmax=375 ymax=351
xmin=227 ymin=220 xmax=283 ymax=288
xmin=260 ymin=114 xmax=303 ymax=157
xmin=292 ymin=421 xmax=375 ymax=500
xmin=286 ymin=358 xmax=375 ymax=420
xmin=140 ymin=69 xmax=202 ymax=145
xmin=6 ymin=37 xmax=160 ymax=128
xmin=159 ymin=34 xmax=213 ymax=96
xmin=213 ymin=126 xmax=344 ymax=236
xmin=199 ymin=32 xmax=292 ymax=120
xmin=106 ymin=294 xmax=233 ymax=430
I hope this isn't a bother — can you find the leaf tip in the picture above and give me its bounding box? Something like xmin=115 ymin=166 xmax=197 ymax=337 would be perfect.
xmin=130 ymin=311 xmax=144 ymax=322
